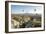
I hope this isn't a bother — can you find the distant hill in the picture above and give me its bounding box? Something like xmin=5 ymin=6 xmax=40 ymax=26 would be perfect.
xmin=11 ymin=13 xmax=41 ymax=18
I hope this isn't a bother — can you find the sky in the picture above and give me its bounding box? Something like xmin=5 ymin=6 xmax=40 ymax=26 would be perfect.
xmin=11 ymin=5 xmax=42 ymax=14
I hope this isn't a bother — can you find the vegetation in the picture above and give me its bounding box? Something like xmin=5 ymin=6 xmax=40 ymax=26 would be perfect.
xmin=11 ymin=14 xmax=41 ymax=28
